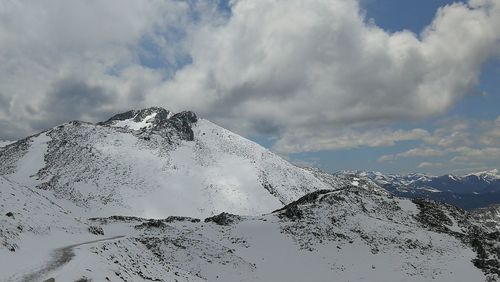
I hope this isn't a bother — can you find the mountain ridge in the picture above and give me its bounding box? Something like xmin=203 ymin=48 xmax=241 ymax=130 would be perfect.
xmin=344 ymin=169 xmax=500 ymax=210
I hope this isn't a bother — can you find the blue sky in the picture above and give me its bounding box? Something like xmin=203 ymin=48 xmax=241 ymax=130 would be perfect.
xmin=361 ymin=0 xmax=466 ymax=33
xmin=0 ymin=0 xmax=498 ymax=175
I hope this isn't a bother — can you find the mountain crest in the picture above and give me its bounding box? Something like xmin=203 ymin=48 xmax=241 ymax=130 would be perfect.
xmin=98 ymin=107 xmax=198 ymax=140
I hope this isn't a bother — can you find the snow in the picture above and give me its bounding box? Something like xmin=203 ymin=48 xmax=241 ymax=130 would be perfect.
xmin=91 ymin=118 xmax=316 ymax=218
xmin=465 ymin=169 xmax=500 ymax=177
xmin=464 ymin=169 xmax=500 ymax=181
xmin=417 ymin=186 xmax=442 ymax=193
xmin=395 ymin=198 xmax=420 ymax=215
xmin=8 ymin=133 xmax=51 ymax=186
xmin=110 ymin=112 xmax=157 ymax=130
xmin=0 ymin=175 xmax=92 ymax=281
xmin=0 ymin=140 xmax=14 ymax=147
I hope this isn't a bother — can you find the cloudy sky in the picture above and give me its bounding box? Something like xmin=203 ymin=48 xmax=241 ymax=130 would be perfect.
xmin=0 ymin=0 xmax=499 ymax=175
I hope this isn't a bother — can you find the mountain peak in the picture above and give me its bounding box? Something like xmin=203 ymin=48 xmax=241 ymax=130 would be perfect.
xmin=464 ymin=169 xmax=500 ymax=181
xmin=97 ymin=107 xmax=198 ymax=140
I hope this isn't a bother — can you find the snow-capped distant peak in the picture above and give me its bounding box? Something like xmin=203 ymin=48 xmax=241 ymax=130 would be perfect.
xmin=447 ymin=174 xmax=460 ymax=181
xmin=464 ymin=169 xmax=500 ymax=180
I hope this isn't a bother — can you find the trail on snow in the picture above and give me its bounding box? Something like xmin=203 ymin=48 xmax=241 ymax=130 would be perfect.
xmin=20 ymin=235 xmax=125 ymax=282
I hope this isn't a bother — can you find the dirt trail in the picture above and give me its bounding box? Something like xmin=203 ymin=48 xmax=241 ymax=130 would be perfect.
xmin=20 ymin=235 xmax=125 ymax=282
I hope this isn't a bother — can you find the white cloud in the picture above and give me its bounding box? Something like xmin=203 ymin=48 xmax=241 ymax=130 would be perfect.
xmin=378 ymin=147 xmax=447 ymax=162
xmin=417 ymin=162 xmax=445 ymax=169
xmin=0 ymin=0 xmax=499 ymax=154
xmin=479 ymin=116 xmax=500 ymax=146
xmin=381 ymin=116 xmax=500 ymax=171
xmin=146 ymin=0 xmax=500 ymax=152
xmin=272 ymin=127 xmax=429 ymax=154
xmin=451 ymin=147 xmax=500 ymax=163
xmin=0 ymin=0 xmax=196 ymax=138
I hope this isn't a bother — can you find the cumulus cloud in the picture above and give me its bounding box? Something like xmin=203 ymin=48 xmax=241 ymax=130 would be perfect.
xmin=417 ymin=162 xmax=445 ymax=169
xmin=382 ymin=116 xmax=500 ymax=170
xmin=479 ymin=116 xmax=500 ymax=146
xmin=0 ymin=0 xmax=499 ymax=154
xmin=35 ymin=77 xmax=117 ymax=127
xmin=0 ymin=0 xmax=196 ymax=138
xmin=147 ymin=0 xmax=500 ymax=152
xmin=273 ymin=127 xmax=430 ymax=154
xmin=451 ymin=147 xmax=500 ymax=163
xmin=379 ymin=147 xmax=448 ymax=162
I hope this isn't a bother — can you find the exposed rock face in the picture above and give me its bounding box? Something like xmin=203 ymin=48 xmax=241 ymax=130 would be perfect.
xmin=99 ymin=107 xmax=198 ymax=141
xmin=88 ymin=226 xmax=104 ymax=235
xmin=0 ymin=137 xmax=31 ymax=175
xmin=409 ymin=198 xmax=500 ymax=280
xmin=166 ymin=111 xmax=198 ymax=141
xmin=204 ymin=212 xmax=241 ymax=225
xmin=471 ymin=204 xmax=500 ymax=232
xmin=469 ymin=205 xmax=500 ymax=280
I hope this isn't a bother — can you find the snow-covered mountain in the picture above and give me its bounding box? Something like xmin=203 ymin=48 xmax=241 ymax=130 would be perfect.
xmin=0 ymin=107 xmax=328 ymax=219
xmin=354 ymin=170 xmax=500 ymax=191
xmin=352 ymin=170 xmax=500 ymax=210
xmin=464 ymin=169 xmax=500 ymax=184
xmin=1 ymin=107 xmax=500 ymax=281
xmin=354 ymin=171 xmax=434 ymax=188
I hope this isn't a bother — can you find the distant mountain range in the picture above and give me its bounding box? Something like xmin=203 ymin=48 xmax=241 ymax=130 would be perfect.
xmin=347 ymin=170 xmax=500 ymax=210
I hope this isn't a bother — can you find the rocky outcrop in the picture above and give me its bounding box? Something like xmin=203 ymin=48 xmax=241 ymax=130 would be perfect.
xmin=98 ymin=107 xmax=198 ymax=141
xmin=204 ymin=212 xmax=241 ymax=226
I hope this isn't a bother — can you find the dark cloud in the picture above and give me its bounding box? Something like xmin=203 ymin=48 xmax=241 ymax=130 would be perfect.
xmin=37 ymin=78 xmax=117 ymax=127
xmin=0 ymin=93 xmax=10 ymax=110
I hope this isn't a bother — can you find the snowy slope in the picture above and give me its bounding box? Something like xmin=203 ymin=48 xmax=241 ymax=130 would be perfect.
xmin=0 ymin=107 xmax=328 ymax=219
xmin=0 ymin=174 xmax=98 ymax=281
xmin=3 ymin=179 xmax=496 ymax=282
